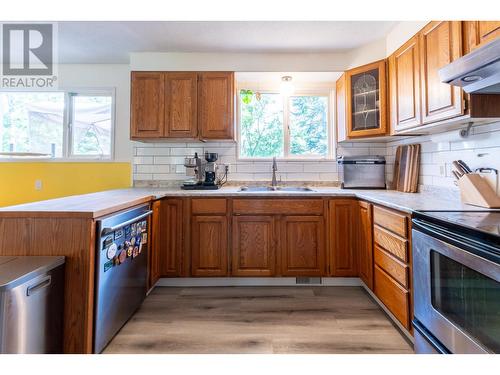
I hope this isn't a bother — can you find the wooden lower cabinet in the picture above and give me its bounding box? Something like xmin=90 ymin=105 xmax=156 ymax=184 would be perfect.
xmin=191 ymin=215 xmax=229 ymax=276
xmin=281 ymin=215 xmax=326 ymax=276
xmin=357 ymin=201 xmax=373 ymax=289
xmin=374 ymin=265 xmax=411 ymax=329
xmin=155 ymin=198 xmax=184 ymax=277
xmin=232 ymin=215 xmax=276 ymax=276
xmin=329 ymin=199 xmax=357 ymax=276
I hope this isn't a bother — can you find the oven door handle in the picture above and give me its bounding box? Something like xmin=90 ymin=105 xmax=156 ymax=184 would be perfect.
xmin=101 ymin=210 xmax=153 ymax=235
xmin=413 ymin=218 xmax=500 ymax=265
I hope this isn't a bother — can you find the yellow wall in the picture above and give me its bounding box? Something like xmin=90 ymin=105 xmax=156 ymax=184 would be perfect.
xmin=0 ymin=162 xmax=132 ymax=207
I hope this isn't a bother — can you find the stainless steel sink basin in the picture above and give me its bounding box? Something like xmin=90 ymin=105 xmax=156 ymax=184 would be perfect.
xmin=238 ymin=186 xmax=314 ymax=192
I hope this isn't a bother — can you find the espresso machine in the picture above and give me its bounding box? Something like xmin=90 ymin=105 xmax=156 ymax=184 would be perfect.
xmin=182 ymin=152 xmax=225 ymax=190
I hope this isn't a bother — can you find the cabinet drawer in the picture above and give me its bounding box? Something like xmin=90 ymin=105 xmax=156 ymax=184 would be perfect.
xmin=373 ymin=205 xmax=408 ymax=238
xmin=192 ymin=198 xmax=227 ymax=215
xmin=374 ymin=265 xmax=410 ymax=329
xmin=233 ymin=199 xmax=324 ymax=215
xmin=374 ymin=245 xmax=409 ymax=288
xmin=374 ymin=225 xmax=408 ymax=262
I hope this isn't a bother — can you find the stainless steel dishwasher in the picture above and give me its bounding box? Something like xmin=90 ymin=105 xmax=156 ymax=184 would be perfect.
xmin=0 ymin=256 xmax=65 ymax=354
xmin=94 ymin=204 xmax=152 ymax=353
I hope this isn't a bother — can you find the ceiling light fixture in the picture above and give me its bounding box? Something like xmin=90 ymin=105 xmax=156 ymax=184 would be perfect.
xmin=280 ymin=75 xmax=295 ymax=96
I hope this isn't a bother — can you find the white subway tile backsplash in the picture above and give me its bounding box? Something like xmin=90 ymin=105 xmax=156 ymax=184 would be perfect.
xmin=132 ymin=121 xmax=500 ymax=191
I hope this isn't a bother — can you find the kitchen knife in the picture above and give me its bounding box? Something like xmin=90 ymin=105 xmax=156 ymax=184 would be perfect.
xmin=457 ymin=160 xmax=473 ymax=174
xmin=452 ymin=170 xmax=462 ymax=180
xmin=452 ymin=160 xmax=466 ymax=176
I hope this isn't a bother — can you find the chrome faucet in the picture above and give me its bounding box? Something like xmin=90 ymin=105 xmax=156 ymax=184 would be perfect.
xmin=271 ymin=157 xmax=278 ymax=187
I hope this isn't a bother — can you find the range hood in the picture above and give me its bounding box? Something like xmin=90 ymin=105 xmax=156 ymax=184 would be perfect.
xmin=439 ymin=38 xmax=500 ymax=94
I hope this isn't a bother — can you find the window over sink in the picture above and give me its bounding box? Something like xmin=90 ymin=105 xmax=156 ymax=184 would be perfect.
xmin=237 ymin=72 xmax=335 ymax=160
xmin=0 ymin=89 xmax=114 ymax=160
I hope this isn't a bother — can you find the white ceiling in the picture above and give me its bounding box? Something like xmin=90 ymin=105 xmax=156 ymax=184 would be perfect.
xmin=57 ymin=21 xmax=397 ymax=63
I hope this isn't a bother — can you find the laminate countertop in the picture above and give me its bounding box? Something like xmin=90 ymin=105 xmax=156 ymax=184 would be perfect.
xmin=0 ymin=185 xmax=490 ymax=219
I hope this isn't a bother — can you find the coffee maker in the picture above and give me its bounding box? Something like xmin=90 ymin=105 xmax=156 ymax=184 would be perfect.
xmin=181 ymin=152 xmax=221 ymax=190
xmin=203 ymin=152 xmax=218 ymax=187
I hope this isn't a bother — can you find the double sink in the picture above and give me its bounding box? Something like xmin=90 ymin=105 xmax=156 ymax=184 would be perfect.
xmin=238 ymin=186 xmax=315 ymax=192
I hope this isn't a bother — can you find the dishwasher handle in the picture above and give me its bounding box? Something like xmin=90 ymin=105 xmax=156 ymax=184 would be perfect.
xmin=27 ymin=275 xmax=52 ymax=296
xmin=101 ymin=210 xmax=153 ymax=235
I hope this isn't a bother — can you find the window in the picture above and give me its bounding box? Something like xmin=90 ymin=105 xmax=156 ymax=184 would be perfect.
xmin=0 ymin=90 xmax=114 ymax=159
xmin=239 ymin=90 xmax=331 ymax=159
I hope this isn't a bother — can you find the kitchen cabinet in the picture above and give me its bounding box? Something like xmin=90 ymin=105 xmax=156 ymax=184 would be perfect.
xmin=419 ymin=21 xmax=463 ymax=124
xmin=357 ymin=201 xmax=373 ymax=289
xmin=198 ymin=72 xmax=235 ymax=140
xmin=336 ymin=61 xmax=387 ymax=141
xmin=130 ymin=71 xmax=234 ymax=141
xmin=155 ymin=198 xmax=184 ymax=277
xmin=329 ymin=199 xmax=357 ymax=276
xmin=232 ymin=215 xmax=276 ymax=276
xmin=165 ymin=72 xmax=198 ymax=138
xmin=464 ymin=21 xmax=500 ymax=53
xmin=389 ymin=35 xmax=422 ymax=132
xmin=130 ymin=72 xmax=165 ymax=138
xmin=191 ymin=215 xmax=229 ymax=276
xmin=149 ymin=200 xmax=162 ymax=288
xmin=372 ymin=205 xmax=412 ymax=331
xmin=281 ymin=215 xmax=326 ymax=276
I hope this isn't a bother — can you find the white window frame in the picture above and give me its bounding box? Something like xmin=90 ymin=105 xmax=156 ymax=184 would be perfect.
xmin=237 ymin=86 xmax=335 ymax=161
xmin=0 ymin=87 xmax=116 ymax=162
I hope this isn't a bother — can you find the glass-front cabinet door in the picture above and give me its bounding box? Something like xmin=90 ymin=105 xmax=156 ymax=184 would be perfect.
xmin=346 ymin=60 xmax=387 ymax=138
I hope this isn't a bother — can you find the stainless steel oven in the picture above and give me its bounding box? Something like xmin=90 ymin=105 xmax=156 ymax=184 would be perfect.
xmin=412 ymin=213 xmax=500 ymax=354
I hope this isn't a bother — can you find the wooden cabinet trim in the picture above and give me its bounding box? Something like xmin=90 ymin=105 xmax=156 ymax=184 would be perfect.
xmin=357 ymin=200 xmax=373 ymax=289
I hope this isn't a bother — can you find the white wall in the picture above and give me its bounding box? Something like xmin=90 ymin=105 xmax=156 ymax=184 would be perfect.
xmin=385 ymin=21 xmax=428 ymax=55
xmin=130 ymin=50 xmax=372 ymax=72
xmin=58 ymin=64 xmax=132 ymax=162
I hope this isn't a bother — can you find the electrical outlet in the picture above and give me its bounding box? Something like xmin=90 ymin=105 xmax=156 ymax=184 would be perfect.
xmin=35 ymin=179 xmax=42 ymax=191
xmin=439 ymin=164 xmax=446 ymax=177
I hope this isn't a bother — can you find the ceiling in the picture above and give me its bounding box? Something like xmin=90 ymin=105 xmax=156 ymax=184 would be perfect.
xmin=57 ymin=21 xmax=397 ymax=63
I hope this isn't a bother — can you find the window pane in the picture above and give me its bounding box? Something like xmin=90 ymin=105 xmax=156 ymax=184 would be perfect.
xmin=289 ymin=96 xmax=328 ymax=156
xmin=239 ymin=92 xmax=284 ymax=158
xmin=71 ymin=95 xmax=112 ymax=156
xmin=0 ymin=92 xmax=64 ymax=157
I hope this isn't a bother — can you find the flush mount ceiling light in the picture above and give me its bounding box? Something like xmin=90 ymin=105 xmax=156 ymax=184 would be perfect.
xmin=280 ymin=75 xmax=295 ymax=96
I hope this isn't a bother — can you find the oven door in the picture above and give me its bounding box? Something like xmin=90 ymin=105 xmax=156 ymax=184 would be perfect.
xmin=412 ymin=219 xmax=500 ymax=354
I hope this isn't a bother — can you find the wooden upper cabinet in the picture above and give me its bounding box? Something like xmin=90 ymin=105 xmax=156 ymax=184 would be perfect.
xmin=464 ymin=21 xmax=500 ymax=53
xmin=389 ymin=35 xmax=422 ymax=133
xmin=130 ymin=72 xmax=165 ymax=138
xmin=345 ymin=60 xmax=387 ymax=138
xmin=335 ymin=74 xmax=348 ymax=142
xmin=280 ymin=216 xmax=326 ymax=276
xmin=419 ymin=21 xmax=464 ymax=124
xmin=191 ymin=215 xmax=228 ymax=276
xmin=165 ymin=72 xmax=198 ymax=138
xmin=198 ymin=72 xmax=235 ymax=140
xmin=357 ymin=201 xmax=373 ymax=289
xmin=329 ymin=199 xmax=357 ymax=276
xmin=232 ymin=215 xmax=276 ymax=276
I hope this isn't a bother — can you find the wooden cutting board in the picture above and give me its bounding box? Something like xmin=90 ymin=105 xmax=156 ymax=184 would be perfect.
xmin=393 ymin=144 xmax=420 ymax=193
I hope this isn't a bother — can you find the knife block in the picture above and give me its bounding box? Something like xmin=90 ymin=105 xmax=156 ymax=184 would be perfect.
xmin=457 ymin=173 xmax=500 ymax=208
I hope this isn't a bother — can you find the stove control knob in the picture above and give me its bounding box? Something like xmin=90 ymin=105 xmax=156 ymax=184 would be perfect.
xmin=106 ymin=242 xmax=118 ymax=259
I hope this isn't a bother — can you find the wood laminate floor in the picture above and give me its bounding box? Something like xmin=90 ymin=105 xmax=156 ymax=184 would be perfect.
xmin=104 ymin=286 xmax=414 ymax=354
